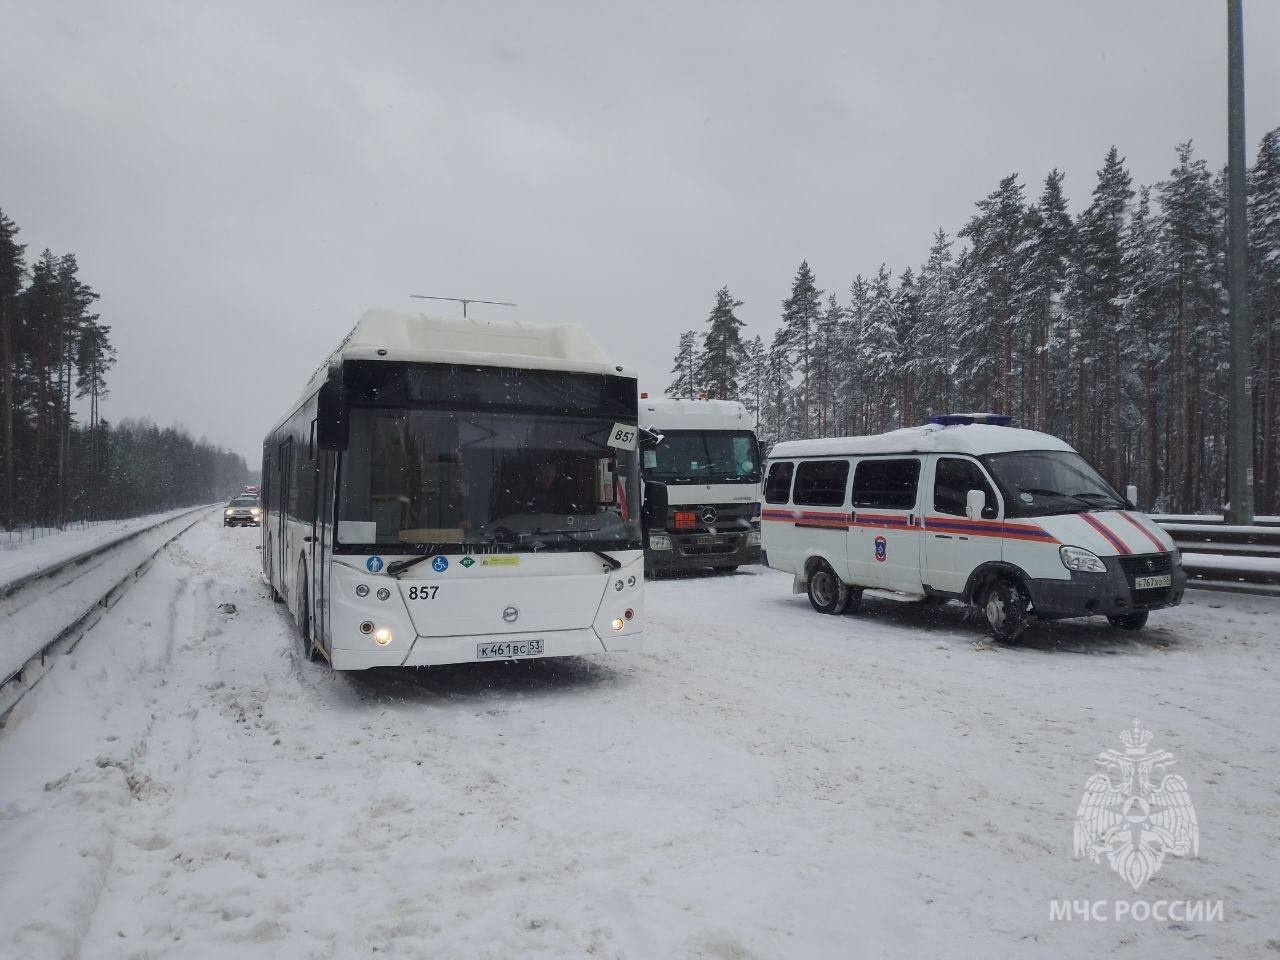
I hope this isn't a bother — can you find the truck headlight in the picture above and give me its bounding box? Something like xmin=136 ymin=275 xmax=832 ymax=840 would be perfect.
xmin=748 ymin=529 xmax=762 ymax=545
xmin=224 ymin=508 xmax=233 ymax=516
xmin=1060 ymin=545 xmax=1106 ymax=573
xmin=649 ymin=534 xmax=672 ymax=550
xmin=251 ymin=507 xmax=261 ymax=515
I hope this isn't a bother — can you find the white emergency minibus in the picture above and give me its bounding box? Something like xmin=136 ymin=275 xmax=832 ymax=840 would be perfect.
xmin=262 ymin=309 xmax=647 ymax=670
xmin=762 ymin=415 xmax=1186 ymax=641
xmin=638 ymin=396 xmax=762 ymax=574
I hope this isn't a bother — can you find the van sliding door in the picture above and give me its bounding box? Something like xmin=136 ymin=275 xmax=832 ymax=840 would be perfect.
xmin=848 ymin=457 xmax=924 ymax=593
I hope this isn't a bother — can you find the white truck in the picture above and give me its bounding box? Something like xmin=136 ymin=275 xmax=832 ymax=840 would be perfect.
xmin=638 ymin=396 xmax=763 ymax=575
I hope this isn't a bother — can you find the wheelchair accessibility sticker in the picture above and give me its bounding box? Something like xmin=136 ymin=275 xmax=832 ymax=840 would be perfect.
xmin=366 ymin=556 xmax=384 ymax=573
xmin=874 ymin=536 xmax=887 ymax=563
xmin=431 ymin=556 xmax=449 ymax=573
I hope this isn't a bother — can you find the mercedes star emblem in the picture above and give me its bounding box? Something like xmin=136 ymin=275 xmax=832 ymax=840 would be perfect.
xmin=700 ymin=506 xmax=718 ymax=524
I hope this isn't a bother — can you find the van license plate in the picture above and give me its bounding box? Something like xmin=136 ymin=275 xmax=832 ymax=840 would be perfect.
xmin=1134 ymin=574 xmax=1172 ymax=590
xmin=476 ymin=640 xmax=544 ymax=659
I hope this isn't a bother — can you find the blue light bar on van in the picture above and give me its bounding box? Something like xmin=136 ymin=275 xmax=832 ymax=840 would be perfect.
xmin=930 ymin=413 xmax=1013 ymax=427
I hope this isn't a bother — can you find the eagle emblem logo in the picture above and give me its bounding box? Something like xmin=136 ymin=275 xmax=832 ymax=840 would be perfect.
xmin=1073 ymin=720 xmax=1198 ymax=890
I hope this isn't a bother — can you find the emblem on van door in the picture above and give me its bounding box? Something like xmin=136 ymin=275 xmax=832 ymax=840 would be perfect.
xmin=701 ymin=506 xmax=718 ymax=524
xmin=502 ymin=606 xmax=519 ymax=623
xmin=874 ymin=536 xmax=887 ymax=563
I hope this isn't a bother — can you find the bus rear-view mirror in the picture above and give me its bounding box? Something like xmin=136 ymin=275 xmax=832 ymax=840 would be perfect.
xmin=644 ymin=481 xmax=669 ymax=524
xmin=317 ymin=378 xmax=349 ymax=451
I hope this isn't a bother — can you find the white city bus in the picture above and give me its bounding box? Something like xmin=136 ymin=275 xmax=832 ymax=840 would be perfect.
xmin=261 ymin=309 xmax=648 ymax=670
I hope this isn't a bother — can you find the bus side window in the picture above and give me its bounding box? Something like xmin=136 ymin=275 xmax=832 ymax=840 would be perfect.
xmin=764 ymin=461 xmax=794 ymax=504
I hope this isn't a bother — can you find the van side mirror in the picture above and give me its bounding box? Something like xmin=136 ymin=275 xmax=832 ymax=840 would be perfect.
xmin=317 ymin=377 xmax=348 ymax=451
xmin=965 ymin=489 xmax=986 ymax=521
xmin=644 ymin=480 xmax=669 ymax=525
xmin=1125 ymin=484 xmax=1138 ymax=509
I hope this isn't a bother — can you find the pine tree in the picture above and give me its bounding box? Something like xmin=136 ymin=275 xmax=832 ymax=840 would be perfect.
xmin=957 ymin=174 xmax=1027 ymax=417
xmin=1017 ymin=170 xmax=1075 ymax=432
xmin=781 ymin=261 xmax=822 ymax=436
xmin=1250 ymin=128 xmax=1280 ymax=512
xmin=738 ymin=335 xmax=766 ymax=428
xmin=812 ymin=294 xmax=843 ymax=435
xmin=666 ymin=330 xmax=700 ymax=399
xmin=915 ymin=230 xmax=956 ymax=419
xmin=1157 ymin=142 xmax=1220 ymax=509
xmin=1120 ymin=186 xmax=1165 ymax=507
xmin=0 ymin=209 xmax=24 ymax=528
xmin=698 ymin=286 xmax=746 ymax=400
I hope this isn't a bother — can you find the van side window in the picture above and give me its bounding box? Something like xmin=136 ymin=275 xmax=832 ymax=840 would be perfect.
xmin=852 ymin=458 xmax=920 ymax=510
xmin=764 ymin=461 xmax=794 ymax=504
xmin=793 ymin=460 xmax=849 ymax=507
xmin=933 ymin=457 xmax=997 ymax=517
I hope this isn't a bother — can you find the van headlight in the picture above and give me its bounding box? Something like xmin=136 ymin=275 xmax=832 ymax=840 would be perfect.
xmin=1060 ymin=545 xmax=1106 ymax=573
xmin=649 ymin=534 xmax=672 ymax=550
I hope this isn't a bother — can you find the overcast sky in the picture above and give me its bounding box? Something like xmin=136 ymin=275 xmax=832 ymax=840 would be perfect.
xmin=2 ymin=0 xmax=1278 ymax=464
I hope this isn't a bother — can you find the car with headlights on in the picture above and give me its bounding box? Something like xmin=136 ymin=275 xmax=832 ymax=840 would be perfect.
xmin=224 ymin=494 xmax=262 ymax=527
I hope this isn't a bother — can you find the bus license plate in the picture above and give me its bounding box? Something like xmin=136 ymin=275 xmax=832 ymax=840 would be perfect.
xmin=1134 ymin=574 xmax=1172 ymax=590
xmin=476 ymin=640 xmax=544 ymax=660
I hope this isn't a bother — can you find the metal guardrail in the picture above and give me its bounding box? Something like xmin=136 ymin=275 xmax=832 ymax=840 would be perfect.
xmin=0 ymin=505 xmax=213 ymax=722
xmin=1151 ymin=517 xmax=1280 ymax=596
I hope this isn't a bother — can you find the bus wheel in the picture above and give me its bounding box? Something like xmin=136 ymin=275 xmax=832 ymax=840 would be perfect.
xmin=807 ymin=561 xmax=850 ymax=615
xmin=1107 ymin=611 xmax=1149 ymax=630
xmin=982 ymin=578 xmax=1028 ymax=642
xmin=296 ymin=562 xmax=321 ymax=662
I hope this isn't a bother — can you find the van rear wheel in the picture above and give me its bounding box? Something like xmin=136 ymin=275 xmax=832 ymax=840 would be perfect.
xmin=807 ymin=562 xmax=851 ymax=615
xmin=982 ymin=578 xmax=1028 ymax=642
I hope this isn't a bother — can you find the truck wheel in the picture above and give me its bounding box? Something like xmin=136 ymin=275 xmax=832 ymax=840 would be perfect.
xmin=982 ymin=578 xmax=1028 ymax=642
xmin=807 ymin=561 xmax=851 ymax=615
xmin=1107 ymin=611 xmax=1149 ymax=630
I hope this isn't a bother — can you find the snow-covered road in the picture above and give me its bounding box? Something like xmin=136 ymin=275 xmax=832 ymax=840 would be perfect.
xmin=1 ymin=514 xmax=1277 ymax=959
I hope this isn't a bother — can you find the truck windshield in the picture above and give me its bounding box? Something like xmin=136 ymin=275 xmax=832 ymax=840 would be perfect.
xmin=644 ymin=430 xmax=761 ymax=484
xmin=337 ymin=408 xmax=642 ymax=551
xmin=981 ymin=450 xmax=1127 ymax=517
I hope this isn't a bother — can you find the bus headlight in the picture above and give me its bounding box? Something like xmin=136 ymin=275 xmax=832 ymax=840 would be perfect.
xmin=355 ymin=584 xmax=369 ymax=597
xmin=1060 ymin=545 xmax=1106 ymax=573
xmin=649 ymin=534 xmax=672 ymax=550
xmin=373 ymin=627 xmax=393 ymax=646
xmin=611 ymin=618 xmax=625 ymax=632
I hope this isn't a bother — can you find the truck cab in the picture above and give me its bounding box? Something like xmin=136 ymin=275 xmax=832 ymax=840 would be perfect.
xmin=639 ymin=396 xmax=763 ymax=574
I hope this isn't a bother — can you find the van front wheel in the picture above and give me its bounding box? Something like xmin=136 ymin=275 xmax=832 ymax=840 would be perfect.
xmin=807 ymin=562 xmax=851 ymax=615
xmin=982 ymin=578 xmax=1028 ymax=642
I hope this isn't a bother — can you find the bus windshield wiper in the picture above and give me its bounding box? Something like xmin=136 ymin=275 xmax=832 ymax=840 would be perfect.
xmin=533 ymin=528 xmax=622 ymax=570
xmin=386 ymin=545 xmax=439 ymax=576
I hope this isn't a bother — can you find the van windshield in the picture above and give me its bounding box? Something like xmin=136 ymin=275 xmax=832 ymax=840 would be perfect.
xmin=644 ymin=430 xmax=760 ymax=484
xmin=981 ymin=450 xmax=1127 ymax=517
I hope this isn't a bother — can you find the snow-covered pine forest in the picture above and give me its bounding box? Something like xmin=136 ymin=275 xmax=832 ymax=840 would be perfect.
xmin=0 ymin=208 xmax=252 ymax=531
xmin=669 ymin=134 xmax=1280 ymax=515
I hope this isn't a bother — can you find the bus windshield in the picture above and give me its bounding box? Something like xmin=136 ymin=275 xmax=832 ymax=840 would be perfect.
xmin=981 ymin=450 xmax=1127 ymax=517
xmin=337 ymin=408 xmax=642 ymax=551
xmin=644 ymin=430 xmax=760 ymax=484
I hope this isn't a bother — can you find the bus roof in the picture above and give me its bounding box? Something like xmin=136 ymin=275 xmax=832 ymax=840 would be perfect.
xmin=275 ymin=309 xmax=633 ymax=435
xmin=768 ymin=423 xmax=1076 ymax=459
xmin=639 ymin=397 xmax=756 ymax=432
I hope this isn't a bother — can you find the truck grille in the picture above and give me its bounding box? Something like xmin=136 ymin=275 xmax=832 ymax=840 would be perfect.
xmin=677 ymin=533 xmax=741 ymax=556
xmin=1118 ymin=553 xmax=1173 ymax=606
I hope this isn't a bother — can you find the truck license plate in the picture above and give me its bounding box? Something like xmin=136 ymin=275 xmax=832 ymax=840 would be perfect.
xmin=1134 ymin=574 xmax=1172 ymax=590
xmin=476 ymin=640 xmax=544 ymax=659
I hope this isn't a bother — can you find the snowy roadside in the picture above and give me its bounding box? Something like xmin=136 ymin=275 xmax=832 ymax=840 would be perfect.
xmin=0 ymin=506 xmax=210 ymax=589
xmin=1 ymin=514 xmax=1277 ymax=959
